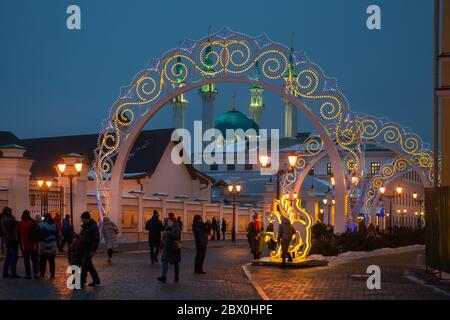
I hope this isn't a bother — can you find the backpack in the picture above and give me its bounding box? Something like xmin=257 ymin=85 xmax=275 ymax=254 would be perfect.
xmin=29 ymin=222 xmax=42 ymax=242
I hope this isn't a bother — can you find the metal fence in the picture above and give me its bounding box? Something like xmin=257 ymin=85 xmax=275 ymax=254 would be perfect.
xmin=29 ymin=185 xmax=64 ymax=217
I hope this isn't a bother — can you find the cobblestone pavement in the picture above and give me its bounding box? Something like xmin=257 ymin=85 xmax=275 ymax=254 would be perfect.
xmin=0 ymin=245 xmax=260 ymax=300
xmin=246 ymin=249 xmax=450 ymax=300
xmin=3 ymin=246 xmax=450 ymax=300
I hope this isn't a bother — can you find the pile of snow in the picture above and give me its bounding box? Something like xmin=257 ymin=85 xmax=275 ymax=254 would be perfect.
xmin=308 ymin=244 xmax=424 ymax=266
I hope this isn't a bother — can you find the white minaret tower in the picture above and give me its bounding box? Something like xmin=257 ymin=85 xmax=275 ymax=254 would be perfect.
xmin=171 ymin=56 xmax=188 ymax=129
xmin=283 ymin=33 xmax=298 ymax=138
xmin=248 ymin=61 xmax=265 ymax=127
xmin=199 ymin=35 xmax=218 ymax=134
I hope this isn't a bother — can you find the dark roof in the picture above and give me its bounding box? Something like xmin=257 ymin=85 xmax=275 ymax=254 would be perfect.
xmin=0 ymin=131 xmax=19 ymax=146
xmin=2 ymin=129 xmax=211 ymax=183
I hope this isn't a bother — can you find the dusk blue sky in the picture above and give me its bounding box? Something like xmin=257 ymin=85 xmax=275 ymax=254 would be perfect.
xmin=0 ymin=0 xmax=434 ymax=143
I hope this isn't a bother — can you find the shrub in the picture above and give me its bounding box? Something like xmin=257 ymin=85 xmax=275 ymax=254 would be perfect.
xmin=309 ymin=222 xmax=424 ymax=256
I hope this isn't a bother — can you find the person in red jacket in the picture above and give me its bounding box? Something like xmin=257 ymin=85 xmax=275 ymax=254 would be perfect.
xmin=15 ymin=210 xmax=40 ymax=279
xmin=54 ymin=213 xmax=63 ymax=233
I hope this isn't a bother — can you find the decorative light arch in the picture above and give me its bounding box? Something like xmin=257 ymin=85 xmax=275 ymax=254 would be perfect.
xmin=93 ymin=28 xmax=356 ymax=233
xmin=281 ymin=113 xmax=434 ymax=218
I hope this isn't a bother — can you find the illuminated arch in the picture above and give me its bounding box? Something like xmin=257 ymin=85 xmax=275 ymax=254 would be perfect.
xmin=93 ymin=28 xmax=354 ymax=233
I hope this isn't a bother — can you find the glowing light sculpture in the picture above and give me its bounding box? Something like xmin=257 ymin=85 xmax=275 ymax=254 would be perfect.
xmin=265 ymin=194 xmax=313 ymax=261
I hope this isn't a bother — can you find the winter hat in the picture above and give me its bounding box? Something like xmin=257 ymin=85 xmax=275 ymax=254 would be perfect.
xmin=81 ymin=211 xmax=91 ymax=220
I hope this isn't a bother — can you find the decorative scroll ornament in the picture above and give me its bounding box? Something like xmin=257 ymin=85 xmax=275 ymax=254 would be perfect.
xmin=364 ymin=156 xmax=410 ymax=208
xmin=265 ymin=195 xmax=313 ymax=261
xmin=359 ymin=114 xmax=434 ymax=184
xmin=281 ymin=135 xmax=323 ymax=194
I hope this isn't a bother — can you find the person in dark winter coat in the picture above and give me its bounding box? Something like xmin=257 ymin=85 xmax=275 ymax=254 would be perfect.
xmin=15 ymin=210 xmax=40 ymax=279
xmin=221 ymin=218 xmax=227 ymax=240
xmin=67 ymin=234 xmax=82 ymax=267
xmin=192 ymin=215 xmax=211 ymax=274
xmin=278 ymin=216 xmax=295 ymax=267
xmin=157 ymin=217 xmax=181 ymax=283
xmin=216 ymin=219 xmax=221 ymax=240
xmin=211 ymin=217 xmax=218 ymax=240
xmin=0 ymin=209 xmax=5 ymax=255
xmin=145 ymin=210 xmax=164 ymax=264
xmin=247 ymin=212 xmax=265 ymax=260
xmin=1 ymin=207 xmax=20 ymax=278
xmin=79 ymin=211 xmax=100 ymax=287
xmin=59 ymin=214 xmax=73 ymax=252
xmin=266 ymin=222 xmax=277 ymax=252
xmin=39 ymin=213 xmax=60 ymax=279
xmin=176 ymin=216 xmax=183 ymax=232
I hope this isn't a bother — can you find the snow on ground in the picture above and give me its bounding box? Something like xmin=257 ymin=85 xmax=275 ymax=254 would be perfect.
xmin=308 ymin=244 xmax=425 ymax=266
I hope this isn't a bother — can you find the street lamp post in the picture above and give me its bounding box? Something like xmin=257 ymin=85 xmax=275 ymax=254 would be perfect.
xmin=259 ymin=153 xmax=298 ymax=210
xmin=413 ymin=191 xmax=425 ymax=230
xmin=227 ymin=183 xmax=241 ymax=244
xmin=379 ymin=185 xmax=402 ymax=233
xmin=322 ymin=189 xmax=334 ymax=225
xmin=37 ymin=180 xmax=53 ymax=215
xmin=57 ymin=161 xmax=83 ymax=231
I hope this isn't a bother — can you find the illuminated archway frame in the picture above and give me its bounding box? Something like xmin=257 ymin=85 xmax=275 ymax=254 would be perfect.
xmin=94 ymin=28 xmax=359 ymax=233
xmin=365 ymin=157 xmax=421 ymax=215
xmin=282 ymin=113 xmax=434 ymax=217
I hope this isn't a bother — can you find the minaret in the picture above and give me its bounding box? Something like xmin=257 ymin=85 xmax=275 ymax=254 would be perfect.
xmin=199 ymin=36 xmax=218 ymax=134
xmin=248 ymin=61 xmax=265 ymax=127
xmin=282 ymin=33 xmax=298 ymax=138
xmin=171 ymin=56 xmax=188 ymax=129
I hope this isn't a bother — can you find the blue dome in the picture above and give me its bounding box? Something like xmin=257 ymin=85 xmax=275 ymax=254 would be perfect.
xmin=215 ymin=109 xmax=259 ymax=137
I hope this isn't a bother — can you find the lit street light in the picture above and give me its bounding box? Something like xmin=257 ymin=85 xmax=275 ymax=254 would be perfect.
xmin=379 ymin=185 xmax=402 ymax=233
xmin=413 ymin=191 xmax=425 ymax=229
xmin=227 ymin=183 xmax=241 ymax=244
xmin=37 ymin=179 xmax=53 ymax=215
xmin=259 ymin=153 xmax=298 ymax=209
xmin=57 ymin=160 xmax=83 ymax=231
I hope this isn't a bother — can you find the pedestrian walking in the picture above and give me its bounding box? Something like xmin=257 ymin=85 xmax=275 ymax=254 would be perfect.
xmin=278 ymin=216 xmax=295 ymax=267
xmin=54 ymin=213 xmax=63 ymax=233
xmin=216 ymin=219 xmax=221 ymax=240
xmin=247 ymin=212 xmax=265 ymax=260
xmin=38 ymin=213 xmax=60 ymax=279
xmin=164 ymin=212 xmax=175 ymax=227
xmin=221 ymin=218 xmax=227 ymax=241
xmin=1 ymin=207 xmax=20 ymax=278
xmin=59 ymin=214 xmax=73 ymax=252
xmin=176 ymin=216 xmax=183 ymax=232
xmin=67 ymin=234 xmax=82 ymax=267
xmin=211 ymin=217 xmax=218 ymax=240
xmin=15 ymin=210 xmax=40 ymax=279
xmin=192 ymin=215 xmax=211 ymax=274
xmin=157 ymin=216 xmax=181 ymax=283
xmin=99 ymin=216 xmax=119 ymax=262
xmin=34 ymin=213 xmax=43 ymax=224
xmin=79 ymin=211 xmax=101 ymax=287
xmin=266 ymin=222 xmax=277 ymax=251
xmin=145 ymin=210 xmax=164 ymax=264
xmin=0 ymin=208 xmax=5 ymax=255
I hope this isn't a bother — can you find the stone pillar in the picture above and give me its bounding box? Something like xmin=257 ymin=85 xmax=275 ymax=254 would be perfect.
xmin=0 ymin=145 xmax=33 ymax=217
xmin=305 ymin=187 xmax=317 ymax=222
xmin=129 ymin=190 xmax=145 ymax=236
xmin=219 ymin=204 xmax=224 ymax=222
xmin=183 ymin=199 xmax=188 ymax=231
